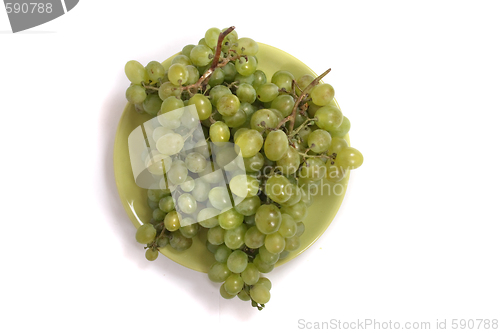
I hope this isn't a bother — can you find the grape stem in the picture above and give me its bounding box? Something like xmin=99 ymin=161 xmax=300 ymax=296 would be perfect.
xmin=142 ymin=83 xmax=159 ymax=91
xmin=297 ymin=148 xmax=337 ymax=161
xmin=289 ymin=117 xmax=317 ymax=138
xmin=276 ymin=69 xmax=331 ymax=132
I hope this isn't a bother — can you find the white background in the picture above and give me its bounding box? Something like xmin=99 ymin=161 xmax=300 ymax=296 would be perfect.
xmin=1 ymin=1 xmax=499 ymax=332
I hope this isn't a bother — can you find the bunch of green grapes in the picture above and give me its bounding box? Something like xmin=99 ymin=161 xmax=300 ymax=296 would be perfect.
xmin=125 ymin=26 xmax=363 ymax=310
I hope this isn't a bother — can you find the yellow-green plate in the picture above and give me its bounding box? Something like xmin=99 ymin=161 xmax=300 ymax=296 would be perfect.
xmin=114 ymin=42 xmax=350 ymax=272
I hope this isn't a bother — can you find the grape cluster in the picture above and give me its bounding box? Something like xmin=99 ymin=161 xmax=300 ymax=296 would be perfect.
xmin=125 ymin=26 xmax=363 ymax=310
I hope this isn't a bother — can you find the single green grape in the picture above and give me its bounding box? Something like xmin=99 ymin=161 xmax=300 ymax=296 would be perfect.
xmin=217 ymin=94 xmax=240 ymax=117
xmin=236 ymin=83 xmax=257 ymax=103
xmin=258 ymin=247 xmax=280 ymax=265
xmin=335 ymin=147 xmax=364 ymax=170
xmin=235 ymin=73 xmax=254 ymax=85
xmin=235 ymin=37 xmax=259 ymax=56
xmin=329 ymin=116 xmax=351 ymax=137
xmin=164 ymin=211 xmax=180 ymax=232
xmin=215 ymin=244 xmax=232 ymax=263
xmin=209 ymin=121 xmax=230 ymax=144
xmin=158 ymin=82 xmax=181 ymax=100
xmin=235 ymin=56 xmax=257 ymax=76
xmin=207 ymin=226 xmax=225 ymax=246
xmin=299 ymin=157 xmax=326 ymax=181
xmin=271 ymin=70 xmax=294 ymax=92
xmin=206 ymin=241 xmax=219 ymax=254
xmin=145 ymin=248 xmax=159 ymax=261
xmin=148 ymin=198 xmax=159 ymax=210
xmin=296 ymin=74 xmax=314 ymax=94
xmin=135 ymin=223 xmax=156 ymax=244
xmin=160 ymin=96 xmax=184 ymax=114
xmin=180 ymin=223 xmax=199 ymax=238
xmin=308 ymin=129 xmax=332 ymax=153
xmin=264 ymin=130 xmax=288 ymax=161
xmin=229 ymin=175 xmax=259 ymax=198
xmin=316 ymin=105 xmax=343 ymax=132
xmin=243 ymin=152 xmax=265 ymax=172
xmin=271 ymin=94 xmax=295 ymax=117
xmin=188 ymin=94 xmax=212 ymax=120
xmin=181 ymin=44 xmax=196 ymax=57
xmin=185 ymin=65 xmax=200 ymax=85
xmin=241 ymin=263 xmax=260 ymax=285
xmin=172 ymin=54 xmax=192 ymax=66
xmin=311 ymin=83 xmax=335 ymax=106
xmin=227 ymin=250 xmax=248 ymax=274
xmin=222 ymin=62 xmax=237 ymax=82
xmin=147 ymin=188 xmax=170 ymax=202
xmin=208 ymin=67 xmax=225 ymax=86
xmin=170 ymin=231 xmax=193 ymax=251
xmin=125 ymin=60 xmax=147 ymax=84
xmin=276 ymin=146 xmax=300 ymax=175
xmin=208 ymin=262 xmax=231 ymax=283
xmin=244 ymin=226 xmax=266 ymax=249
xmin=252 ymin=70 xmax=267 ymax=89
xmin=224 ymin=274 xmax=244 ymax=295
xmin=235 ymin=196 xmax=261 ymax=216
xmin=152 ymin=208 xmax=166 ymax=222
xmin=282 ymin=184 xmax=302 ymax=207
xmin=327 ymin=137 xmax=349 ymax=156
xmin=256 ymin=277 xmax=272 ymax=290
xmin=219 ymin=208 xmax=244 ymax=230
xmin=264 ymin=232 xmax=286 ymax=254
xmin=209 ymin=85 xmax=232 ymax=106
xmin=126 ymin=85 xmax=147 ymax=104
xmin=256 ymin=83 xmax=279 ymax=102
xmin=205 ymin=27 xmax=221 ymax=49
xmin=280 ymin=201 xmax=308 ymax=222
xmin=253 ymin=254 xmax=274 ymax=273
xmin=265 ymin=175 xmax=292 ymax=204
xmin=238 ymin=290 xmax=251 ymax=301
xmin=224 ymin=224 xmax=247 ymax=249
xmin=190 ymin=45 xmax=213 ymax=66
xmin=168 ymin=63 xmax=189 ymax=86
xmin=220 ymin=284 xmax=236 ymax=299
xmin=145 ymin=61 xmax=165 ymax=83
xmin=143 ymin=94 xmax=163 ymax=116
xmin=234 ymin=129 xmax=263 ymax=158
xmin=250 ymin=109 xmax=279 ymax=132
xmin=285 ymin=235 xmax=301 ymax=252
xmin=278 ymin=213 xmax=297 ymax=238
xmin=223 ymin=109 xmax=247 ymax=128
xmin=255 ymin=204 xmax=282 ymax=234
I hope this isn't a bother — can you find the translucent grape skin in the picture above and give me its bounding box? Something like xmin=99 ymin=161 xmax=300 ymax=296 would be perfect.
xmin=136 ymin=223 xmax=156 ymax=244
xmin=315 ymin=105 xmax=343 ymax=132
xmin=234 ymin=129 xmax=263 ymax=158
xmin=126 ymin=85 xmax=147 ymax=104
xmin=227 ymin=250 xmax=248 ymax=273
xmin=335 ymin=147 xmax=364 ymax=170
xmin=210 ymin=121 xmax=230 ymax=144
xmin=256 ymin=83 xmax=279 ymax=103
xmin=255 ymin=204 xmax=282 ymax=234
xmin=188 ymin=94 xmax=212 ymax=120
xmin=125 ymin=60 xmax=147 ymax=84
xmin=308 ymin=129 xmax=332 ymax=154
xmin=264 ymin=130 xmax=289 ymax=161
xmin=311 ymin=83 xmax=335 ymax=106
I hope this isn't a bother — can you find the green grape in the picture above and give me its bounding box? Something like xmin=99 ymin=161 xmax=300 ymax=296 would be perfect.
xmin=180 ymin=223 xmax=199 ymax=238
xmin=271 ymin=94 xmax=295 ymax=117
xmin=224 ymin=274 xmax=244 ymax=295
xmin=240 ymin=102 xmax=257 ymax=117
xmin=190 ymin=45 xmax=213 ymax=66
xmin=259 ymin=247 xmax=280 ymax=265
xmin=125 ymin=60 xmax=147 ymax=84
xmin=279 ymin=250 xmax=289 ymax=259
xmin=167 ymin=161 xmax=188 ymax=184
xmin=143 ymin=94 xmax=163 ymax=116
xmin=222 ymin=62 xmax=237 ymax=82
xmin=185 ymin=65 xmax=200 ymax=85
xmin=235 ymin=56 xmax=257 ymax=76
xmin=329 ymin=116 xmax=351 ymax=137
xmin=217 ymin=94 xmax=240 ymax=117
xmin=294 ymin=113 xmax=307 ymax=129
xmin=234 ymin=129 xmax=263 ymax=158
xmin=220 ymin=284 xmax=236 ymax=299
xmin=278 ymin=213 xmax=297 ymax=238
xmin=241 ymin=263 xmax=260 ymax=285
xmin=208 ymin=262 xmax=231 ymax=283
xmin=296 ymin=74 xmax=314 ymax=94
xmin=243 ymin=152 xmax=265 ymax=172
xmin=170 ymin=231 xmax=193 ymax=251
xmin=295 ymin=222 xmax=306 ymax=237
xmin=223 ymin=109 xmax=247 ymax=128
xmin=209 ymin=85 xmax=232 ymax=106
xmin=224 ymin=224 xmax=247 ymax=249
xmin=198 ymin=38 xmax=209 ymax=47
xmin=126 ymin=85 xmax=147 ymax=104
xmin=285 ymin=235 xmax=301 ymax=252
xmin=164 ymin=211 xmax=180 ymax=231
xmin=252 ymin=70 xmax=267 ymax=89
xmin=299 ymin=157 xmax=326 ymax=181
xmin=255 ymin=204 xmax=282 ymax=234
xmin=307 ymin=102 xmax=322 ymax=117
xmin=158 ymin=82 xmax=181 ymax=100
xmin=168 ymin=63 xmax=189 ymax=86
xmin=244 ymin=226 xmax=266 ymax=249
xmin=276 ymin=146 xmax=300 ymax=175
xmin=311 ymin=83 xmax=335 ymax=106
xmin=325 ymin=161 xmax=347 ymax=183
xmin=235 ymin=73 xmax=254 ymax=85
xmin=152 ymin=208 xmax=166 ymax=222
xmin=208 ymin=67 xmax=225 ymax=86
xmin=282 ymin=184 xmax=302 ymax=207
xmin=148 ymin=198 xmax=159 ymax=210
xmin=264 ymin=232 xmax=286 ymax=254
xmin=209 ymin=121 xmax=230 ymax=144
xmin=181 ymin=44 xmax=196 ymax=57
xmin=145 ymin=61 xmax=165 ymax=83
xmin=198 ymin=208 xmax=220 ymax=228
xmin=270 ymin=108 xmax=284 ymax=123
xmin=327 ymin=137 xmax=348 ymax=155
xmin=160 ymin=96 xmax=184 ymax=114
xmin=208 ymin=187 xmax=232 ymax=210
xmin=222 ymin=27 xmax=238 ymax=44
xmin=250 ymin=109 xmax=279 ymax=132
xmin=185 ymin=152 xmax=207 ymax=173
xmin=205 ymin=27 xmax=221 ymax=49
xmin=308 ymin=129 xmax=332 ymax=153
xmin=147 ymin=188 xmax=170 ymax=202
xmin=135 ymin=223 xmax=156 ymax=244
xmin=335 ymin=147 xmax=364 ymax=170
xmin=238 ymin=290 xmax=251 ymax=301
xmin=235 ymin=37 xmax=258 ymax=55
xmin=281 ymin=201 xmax=307 ymax=222
xmin=235 ymin=196 xmax=261 ymax=216
xmin=188 ymin=94 xmax=212 ymax=120
xmin=236 ymin=83 xmax=257 ymax=103
xmin=208 ymin=226 xmax=225 ymax=245
xmin=316 ymin=105 xmax=343 ymax=132
xmin=215 ymin=244 xmax=232 ymax=263
xmin=157 ymin=236 xmax=169 ymax=248
xmin=271 ymin=70 xmax=294 ymax=92
xmin=265 ymin=175 xmax=292 ymax=204
xmin=219 ymin=208 xmax=244 ymax=230
xmin=206 ymin=241 xmax=219 ymax=254
xmin=253 ymin=254 xmax=274 ymax=273
xmin=299 ymin=187 xmax=313 ymax=206
xmin=256 ymin=277 xmax=272 ymax=290
xmin=256 ymin=83 xmax=279 ymax=102
xmin=229 ymin=174 xmax=259 ymax=198
xmin=227 ymin=250 xmax=248 ymax=273
xmin=177 ymin=193 xmax=197 ymax=214
xmin=264 ymin=130 xmax=288 ymax=161
xmin=145 ymin=248 xmax=159 ymax=261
